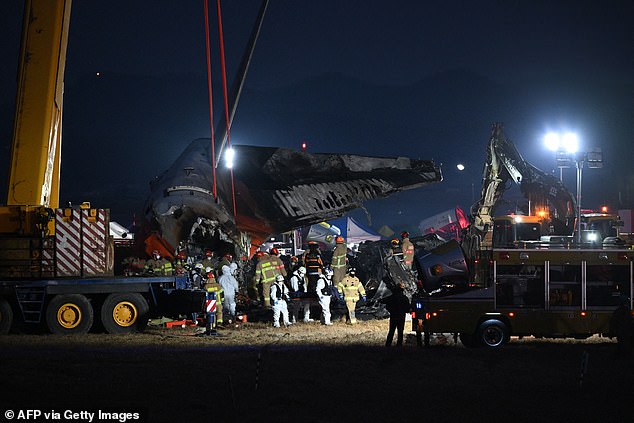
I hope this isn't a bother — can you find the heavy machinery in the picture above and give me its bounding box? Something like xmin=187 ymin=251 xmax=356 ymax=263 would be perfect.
xmin=0 ymin=0 xmax=204 ymax=335
xmin=408 ymin=124 xmax=633 ymax=347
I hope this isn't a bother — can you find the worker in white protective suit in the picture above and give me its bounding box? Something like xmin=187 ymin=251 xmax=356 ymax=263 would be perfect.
xmin=270 ymin=274 xmax=291 ymax=328
xmin=316 ymin=268 xmax=334 ymax=325
xmin=218 ymin=265 xmax=239 ymax=322
xmin=289 ymin=266 xmax=311 ymax=323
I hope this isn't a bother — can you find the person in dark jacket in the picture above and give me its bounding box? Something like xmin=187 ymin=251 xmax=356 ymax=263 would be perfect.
xmin=383 ymin=282 xmax=410 ymax=347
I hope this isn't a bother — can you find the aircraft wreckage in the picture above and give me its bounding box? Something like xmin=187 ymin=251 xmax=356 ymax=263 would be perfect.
xmin=143 ymin=139 xmax=442 ymax=257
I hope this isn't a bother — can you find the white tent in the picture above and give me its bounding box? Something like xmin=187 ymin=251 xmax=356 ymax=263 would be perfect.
xmin=330 ymin=217 xmax=381 ymax=247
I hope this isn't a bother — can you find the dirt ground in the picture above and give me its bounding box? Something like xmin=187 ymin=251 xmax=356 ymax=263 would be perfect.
xmin=1 ymin=319 xmax=632 ymax=423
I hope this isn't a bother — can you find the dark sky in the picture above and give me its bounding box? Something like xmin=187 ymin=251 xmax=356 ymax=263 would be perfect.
xmin=1 ymin=1 xmax=633 ymax=231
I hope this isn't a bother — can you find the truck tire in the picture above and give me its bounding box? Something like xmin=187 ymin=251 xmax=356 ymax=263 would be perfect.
xmin=0 ymin=298 xmax=13 ymax=335
xmin=100 ymin=293 xmax=149 ymax=334
xmin=46 ymin=294 xmax=94 ymax=334
xmin=477 ymin=319 xmax=509 ymax=348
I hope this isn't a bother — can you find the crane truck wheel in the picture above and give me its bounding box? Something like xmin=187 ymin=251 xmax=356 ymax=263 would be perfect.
xmin=100 ymin=293 xmax=149 ymax=334
xmin=477 ymin=319 xmax=509 ymax=348
xmin=0 ymin=298 xmax=13 ymax=335
xmin=46 ymin=294 xmax=94 ymax=334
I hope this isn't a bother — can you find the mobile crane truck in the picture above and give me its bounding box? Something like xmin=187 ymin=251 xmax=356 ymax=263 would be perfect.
xmin=0 ymin=0 xmax=204 ymax=335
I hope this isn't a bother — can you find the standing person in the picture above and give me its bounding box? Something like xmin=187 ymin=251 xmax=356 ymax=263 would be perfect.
xmin=218 ymin=265 xmax=239 ymax=323
xmin=331 ymin=236 xmax=347 ymax=285
xmin=337 ymin=267 xmax=366 ymax=324
xmin=383 ymin=282 xmax=410 ymax=347
xmin=401 ymin=231 xmax=415 ymax=271
xmin=201 ymin=249 xmax=218 ymax=274
xmin=203 ymin=268 xmax=224 ymax=326
xmin=289 ymin=266 xmax=311 ymax=322
xmin=303 ymin=241 xmax=325 ymax=294
xmin=173 ymin=251 xmax=188 ymax=276
xmin=270 ymin=274 xmax=291 ymax=328
xmin=255 ymin=250 xmax=282 ymax=308
xmin=269 ymin=247 xmax=288 ymax=278
xmin=388 ymin=239 xmax=404 ymax=262
xmin=217 ymin=253 xmax=233 ymax=276
xmin=316 ymin=269 xmax=334 ymax=325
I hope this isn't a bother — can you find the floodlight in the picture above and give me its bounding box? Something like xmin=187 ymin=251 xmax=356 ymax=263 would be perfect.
xmin=544 ymin=132 xmax=560 ymax=151
xmin=562 ymin=132 xmax=579 ymax=153
xmin=225 ymin=147 xmax=235 ymax=169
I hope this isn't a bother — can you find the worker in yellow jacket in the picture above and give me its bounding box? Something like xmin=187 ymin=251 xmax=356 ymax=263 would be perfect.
xmin=337 ymin=268 xmax=366 ymax=324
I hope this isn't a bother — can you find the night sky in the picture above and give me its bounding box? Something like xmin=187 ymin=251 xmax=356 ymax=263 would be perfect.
xmin=1 ymin=1 xmax=632 ymax=233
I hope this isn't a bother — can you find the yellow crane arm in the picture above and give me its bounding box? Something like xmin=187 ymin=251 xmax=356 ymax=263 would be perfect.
xmin=7 ymin=0 xmax=71 ymax=209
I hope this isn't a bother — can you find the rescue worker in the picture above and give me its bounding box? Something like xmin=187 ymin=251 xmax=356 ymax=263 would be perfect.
xmin=218 ymin=264 xmax=239 ymax=323
xmin=144 ymin=250 xmax=173 ymax=275
xmin=270 ymin=274 xmax=291 ymax=328
xmin=289 ymin=266 xmax=311 ymax=322
xmin=173 ymin=251 xmax=188 ymax=276
xmin=331 ymin=236 xmax=347 ymax=285
xmin=203 ymin=266 xmax=224 ymax=326
xmin=337 ymin=267 xmax=366 ymax=324
xmin=201 ymin=249 xmax=218 ymax=274
xmin=382 ymin=282 xmax=410 ymax=347
xmin=303 ymin=241 xmax=325 ymax=294
xmin=316 ymin=268 xmax=334 ymax=325
xmin=191 ymin=263 xmax=206 ymax=289
xmin=401 ymin=231 xmax=415 ymax=270
xmin=388 ymin=238 xmax=404 ymax=262
xmin=255 ymin=250 xmax=284 ymax=307
xmin=217 ymin=253 xmax=233 ymax=276
xmin=269 ymin=247 xmax=288 ymax=278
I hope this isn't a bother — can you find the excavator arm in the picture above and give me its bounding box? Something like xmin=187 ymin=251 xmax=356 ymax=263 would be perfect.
xmin=464 ymin=123 xmax=576 ymax=256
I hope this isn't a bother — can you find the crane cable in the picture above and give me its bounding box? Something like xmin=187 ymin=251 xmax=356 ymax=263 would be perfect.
xmin=203 ymin=0 xmax=217 ymax=201
xmin=216 ymin=0 xmax=237 ymax=218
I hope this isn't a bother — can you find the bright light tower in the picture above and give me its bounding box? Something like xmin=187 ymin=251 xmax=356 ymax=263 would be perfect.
xmin=544 ymin=131 xmax=578 ymax=181
xmin=224 ymin=147 xmax=235 ymax=168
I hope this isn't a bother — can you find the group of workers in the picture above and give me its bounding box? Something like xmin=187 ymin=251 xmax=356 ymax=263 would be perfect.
xmin=127 ymin=230 xmax=417 ymax=341
xmin=254 ymin=238 xmax=368 ymax=328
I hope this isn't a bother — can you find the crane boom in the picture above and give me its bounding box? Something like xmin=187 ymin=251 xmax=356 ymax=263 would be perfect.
xmin=7 ymin=0 xmax=71 ymax=209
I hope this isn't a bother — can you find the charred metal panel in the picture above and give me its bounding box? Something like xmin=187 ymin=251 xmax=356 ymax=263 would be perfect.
xmin=146 ymin=139 xmax=442 ymax=253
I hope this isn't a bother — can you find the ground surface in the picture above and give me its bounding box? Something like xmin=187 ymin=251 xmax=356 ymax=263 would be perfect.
xmin=0 ymin=320 xmax=632 ymax=422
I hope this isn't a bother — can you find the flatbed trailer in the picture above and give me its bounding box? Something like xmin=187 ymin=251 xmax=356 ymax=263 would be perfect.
xmin=0 ymin=276 xmax=205 ymax=335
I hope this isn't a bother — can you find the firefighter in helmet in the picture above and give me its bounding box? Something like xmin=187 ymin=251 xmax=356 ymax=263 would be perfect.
xmin=255 ymin=250 xmax=284 ymax=307
xmin=401 ymin=231 xmax=415 ymax=270
xmin=337 ymin=267 xmax=366 ymax=324
xmin=331 ymin=236 xmax=347 ymax=285
xmin=389 ymin=238 xmax=404 ymax=262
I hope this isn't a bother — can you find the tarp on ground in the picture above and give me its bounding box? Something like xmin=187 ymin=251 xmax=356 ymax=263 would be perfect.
xmin=328 ymin=217 xmax=381 ymax=246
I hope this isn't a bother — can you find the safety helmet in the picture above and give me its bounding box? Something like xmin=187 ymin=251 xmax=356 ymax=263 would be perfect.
xmin=269 ymin=247 xmax=279 ymax=256
xmin=205 ymin=266 xmax=213 ymax=274
xmin=224 ymin=253 xmax=233 ymax=261
xmin=335 ymin=236 xmax=345 ymax=244
xmin=308 ymin=241 xmax=318 ymax=250
xmin=401 ymin=231 xmax=409 ymax=239
xmin=324 ymin=268 xmax=334 ymax=279
xmin=194 ymin=263 xmax=204 ymax=271
xmin=255 ymin=251 xmax=265 ymax=259
xmin=204 ymin=249 xmax=213 ymax=257
xmin=183 ymin=263 xmax=192 ymax=271
xmin=275 ymin=274 xmax=285 ymax=282
xmin=297 ymin=266 xmax=306 ymax=275
xmin=291 ymin=256 xmax=299 ymax=263
xmin=348 ymin=267 xmax=356 ymax=275
xmin=391 ymin=238 xmax=400 ymax=245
